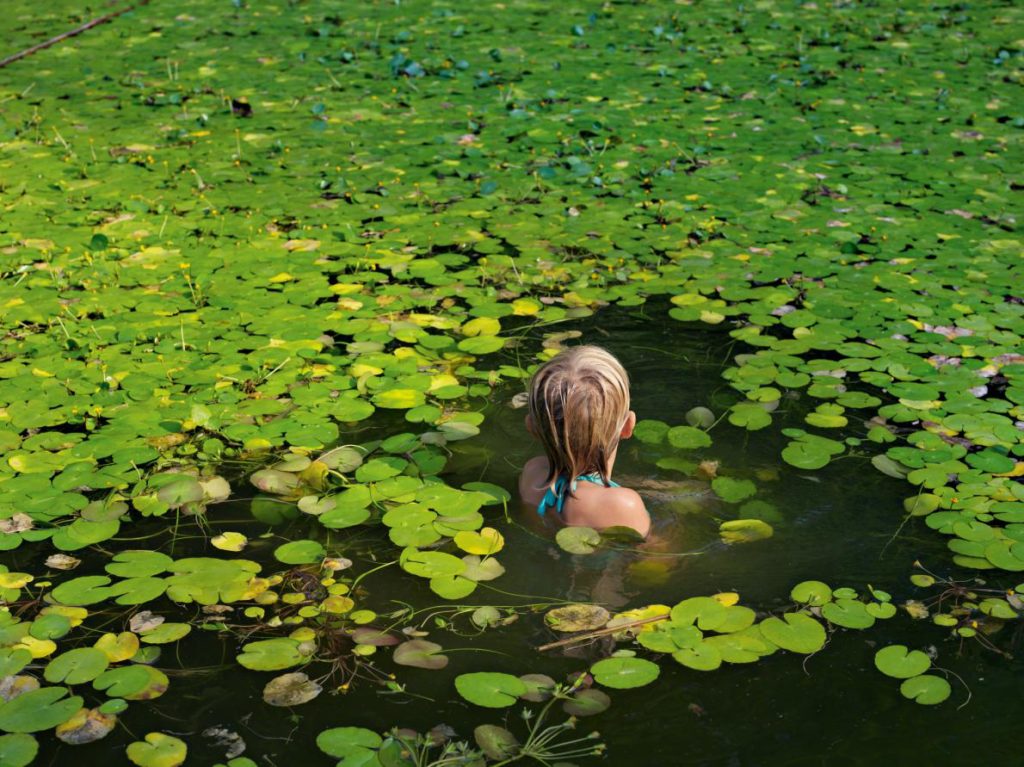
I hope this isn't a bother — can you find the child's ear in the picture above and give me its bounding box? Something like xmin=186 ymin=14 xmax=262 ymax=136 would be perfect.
xmin=620 ymin=410 xmax=636 ymax=439
xmin=525 ymin=413 xmax=537 ymax=437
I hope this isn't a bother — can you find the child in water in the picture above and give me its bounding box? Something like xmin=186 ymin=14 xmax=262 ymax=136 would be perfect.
xmin=518 ymin=345 xmax=652 ymax=538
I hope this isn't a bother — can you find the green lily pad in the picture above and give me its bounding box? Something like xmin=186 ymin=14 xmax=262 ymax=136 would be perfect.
xmin=711 ymin=477 xmax=757 ymax=503
xmin=821 ymin=599 xmax=875 ymax=630
xmin=719 ymin=519 xmax=774 ymax=544
xmin=667 ymin=425 xmax=712 ymax=449
xmin=759 ymin=613 xmax=826 ymax=654
xmin=0 ymin=734 xmax=38 ymax=767
xmin=590 ymin=657 xmax=660 ymax=689
xmin=562 ymin=688 xmax=611 ymax=716
xmin=555 ymin=526 xmax=602 ymax=554
xmin=874 ymin=645 xmax=931 ymax=679
xmin=455 ymin=672 xmax=528 ymax=707
xmin=0 ymin=687 xmax=83 ymax=732
xmin=274 ymin=539 xmax=326 ymax=565
xmin=899 ymin=675 xmax=952 ymax=705
xmin=673 ymin=642 xmax=723 ymax=671
xmin=317 ymin=726 xmax=382 ymax=761
xmin=44 ymin=648 xmax=110 ymax=685
xmin=237 ymin=638 xmax=308 ymax=671
xmin=474 ymin=725 xmax=519 ymax=760
xmin=126 ymin=732 xmax=187 ymax=767
xmin=790 ymin=581 xmax=833 ymax=606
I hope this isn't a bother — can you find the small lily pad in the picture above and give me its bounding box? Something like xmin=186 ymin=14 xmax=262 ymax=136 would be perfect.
xmin=262 ymin=672 xmax=322 ymax=707
xmin=393 ymin=640 xmax=448 ymax=670
xmin=900 ymin=674 xmax=951 ymax=705
xmin=759 ymin=613 xmax=826 ymax=654
xmin=545 ymin=604 xmax=611 ymax=632
xmin=126 ymin=732 xmax=187 ymax=767
xmin=555 ymin=526 xmax=601 ymax=554
xmin=455 ymin=672 xmax=528 ymax=707
xmin=874 ymin=645 xmax=931 ymax=679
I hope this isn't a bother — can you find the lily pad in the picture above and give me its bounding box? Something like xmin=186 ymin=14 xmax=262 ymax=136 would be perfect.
xmin=555 ymin=526 xmax=601 ymax=554
xmin=126 ymin=732 xmax=187 ymax=767
xmin=274 ymin=539 xmax=326 ymax=565
xmin=759 ymin=613 xmax=826 ymax=654
xmin=474 ymin=725 xmax=519 ymax=760
xmin=590 ymin=657 xmax=660 ymax=689
xmin=899 ymin=675 xmax=952 ymax=705
xmin=545 ymin=604 xmax=611 ymax=632
xmin=874 ymin=645 xmax=931 ymax=679
xmin=393 ymin=640 xmax=448 ymax=670
xmin=454 ymin=672 xmax=528 ymax=707
xmin=0 ymin=734 xmax=38 ymax=767
xmin=262 ymin=672 xmax=323 ymax=707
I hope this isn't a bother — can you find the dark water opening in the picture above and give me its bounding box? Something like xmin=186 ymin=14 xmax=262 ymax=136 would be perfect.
xmin=33 ymin=302 xmax=1022 ymax=766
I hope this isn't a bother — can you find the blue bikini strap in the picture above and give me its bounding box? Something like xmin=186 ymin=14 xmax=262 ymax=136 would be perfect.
xmin=536 ymin=473 xmax=620 ymax=517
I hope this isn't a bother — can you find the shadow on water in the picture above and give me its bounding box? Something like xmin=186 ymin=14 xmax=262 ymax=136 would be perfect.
xmin=36 ymin=303 xmax=1023 ymax=766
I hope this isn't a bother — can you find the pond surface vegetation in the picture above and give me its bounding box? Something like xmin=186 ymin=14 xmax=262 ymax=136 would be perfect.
xmin=0 ymin=0 xmax=1021 ymax=765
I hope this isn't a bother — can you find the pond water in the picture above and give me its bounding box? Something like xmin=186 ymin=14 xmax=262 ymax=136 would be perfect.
xmin=26 ymin=303 xmax=1019 ymax=766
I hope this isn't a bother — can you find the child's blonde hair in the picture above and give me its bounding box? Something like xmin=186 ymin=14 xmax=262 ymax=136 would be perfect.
xmin=527 ymin=345 xmax=630 ymax=488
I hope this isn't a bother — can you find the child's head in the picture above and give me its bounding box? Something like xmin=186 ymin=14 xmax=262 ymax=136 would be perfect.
xmin=527 ymin=345 xmax=634 ymax=485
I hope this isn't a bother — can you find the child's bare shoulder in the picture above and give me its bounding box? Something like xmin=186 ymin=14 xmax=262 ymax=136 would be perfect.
xmin=568 ymin=485 xmax=650 ymax=538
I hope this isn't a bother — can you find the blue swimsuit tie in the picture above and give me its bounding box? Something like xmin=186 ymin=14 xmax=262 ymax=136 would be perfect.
xmin=537 ymin=472 xmax=621 ymax=517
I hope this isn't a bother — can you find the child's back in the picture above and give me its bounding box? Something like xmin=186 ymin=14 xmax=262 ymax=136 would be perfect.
xmin=519 ymin=346 xmax=651 ymax=538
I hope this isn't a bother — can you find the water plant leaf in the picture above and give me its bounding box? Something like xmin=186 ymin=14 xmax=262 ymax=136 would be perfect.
xmin=139 ymin=623 xmax=191 ymax=644
xmin=454 ymin=672 xmax=528 ymax=707
xmin=237 ymin=638 xmax=308 ymax=671
xmin=545 ymin=604 xmax=611 ymax=633
xmin=899 ymin=675 xmax=952 ymax=706
xmin=719 ymin=519 xmax=774 ymax=544
xmin=0 ymin=687 xmax=83 ymax=732
xmin=711 ymin=477 xmax=757 ymax=504
xmin=55 ymin=707 xmax=117 ymax=744
xmin=461 ymin=482 xmax=512 ymax=505
xmin=671 ymin=597 xmax=728 ymax=631
xmin=460 ymin=556 xmax=505 ymax=582
xmin=429 ymin=575 xmax=477 ymax=600
xmin=262 ymin=672 xmax=322 ymax=707
xmin=317 ymin=727 xmax=382 ymax=761
xmin=44 ymin=648 xmax=110 ymax=685
xmin=790 ymin=581 xmax=833 ymax=606
xmin=633 ymin=420 xmax=669 ymax=444
xmin=667 ymin=426 xmax=712 ymax=450
xmin=106 ymin=551 xmax=174 ymax=578
xmin=673 ymin=642 xmax=722 ymax=671
xmin=590 ymin=657 xmax=660 ymax=689
xmin=126 ymin=732 xmax=187 ymax=767
xmin=758 ymin=613 xmax=826 ymax=654
xmin=685 ymin=407 xmax=715 ymax=429
xmin=821 ymin=599 xmax=875 ymax=630
xmin=274 ymin=539 xmax=325 ymax=565
xmin=212 ymin=532 xmax=248 ymax=552
xmin=518 ymin=674 xmax=557 ymax=702
xmin=392 ymin=640 xmax=448 ymax=670
xmin=51 ymin=576 xmax=115 ymax=606
xmin=93 ymin=666 xmax=169 ymax=701
xmin=453 ymin=527 xmax=504 ymax=556
xmin=473 ymin=725 xmax=519 ymax=760
xmin=400 ymin=550 xmax=465 ymax=579
xmin=874 ymin=645 xmax=931 ymax=679
xmin=562 ymin=688 xmax=611 ymax=717
xmin=0 ymin=734 xmax=37 ymax=767
xmin=555 ymin=526 xmax=601 ymax=555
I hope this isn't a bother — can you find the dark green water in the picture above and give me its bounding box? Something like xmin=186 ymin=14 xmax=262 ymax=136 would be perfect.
xmin=28 ymin=304 xmax=1021 ymax=766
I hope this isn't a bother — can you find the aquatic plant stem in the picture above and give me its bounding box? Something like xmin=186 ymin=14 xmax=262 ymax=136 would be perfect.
xmin=536 ymin=612 xmax=669 ymax=651
xmin=0 ymin=2 xmax=150 ymax=69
